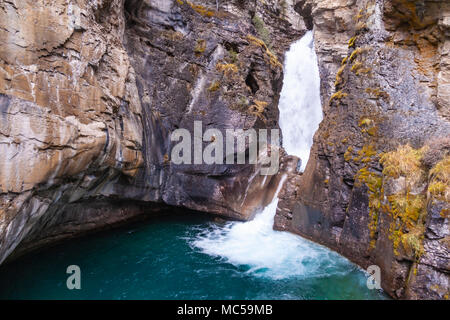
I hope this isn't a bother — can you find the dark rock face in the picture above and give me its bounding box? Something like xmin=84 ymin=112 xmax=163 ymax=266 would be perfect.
xmin=0 ymin=0 xmax=305 ymax=264
xmin=116 ymin=0 xmax=294 ymax=219
xmin=275 ymin=0 xmax=450 ymax=299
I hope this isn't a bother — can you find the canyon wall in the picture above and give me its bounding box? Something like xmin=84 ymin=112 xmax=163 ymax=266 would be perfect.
xmin=276 ymin=0 xmax=449 ymax=299
xmin=0 ymin=0 xmax=305 ymax=264
xmin=0 ymin=0 xmax=448 ymax=300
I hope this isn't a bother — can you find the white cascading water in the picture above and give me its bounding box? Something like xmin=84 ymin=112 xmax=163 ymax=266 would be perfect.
xmin=191 ymin=196 xmax=353 ymax=280
xmin=190 ymin=31 xmax=354 ymax=280
xmin=278 ymin=30 xmax=322 ymax=172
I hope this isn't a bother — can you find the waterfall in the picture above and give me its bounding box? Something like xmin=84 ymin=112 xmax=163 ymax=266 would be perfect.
xmin=189 ymin=32 xmax=351 ymax=280
xmin=278 ymin=30 xmax=322 ymax=172
xmin=190 ymin=196 xmax=353 ymax=280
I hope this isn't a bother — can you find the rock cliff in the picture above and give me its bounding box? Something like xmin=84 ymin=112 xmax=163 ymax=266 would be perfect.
xmin=0 ymin=0 xmax=303 ymax=263
xmin=275 ymin=0 xmax=449 ymax=299
xmin=0 ymin=0 xmax=448 ymax=300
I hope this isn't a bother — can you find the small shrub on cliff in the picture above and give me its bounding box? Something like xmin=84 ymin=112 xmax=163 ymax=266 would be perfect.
xmin=252 ymin=15 xmax=271 ymax=48
xmin=249 ymin=100 xmax=268 ymax=121
xmin=228 ymin=48 xmax=238 ymax=64
xmin=247 ymin=35 xmax=282 ymax=69
xmin=349 ymin=48 xmax=364 ymax=61
xmin=380 ymin=145 xmax=427 ymax=186
xmin=428 ymin=155 xmax=450 ymax=201
xmin=233 ymin=96 xmax=249 ymax=111
xmin=379 ymin=145 xmax=429 ymax=258
xmin=354 ymin=144 xmax=378 ymax=164
xmin=216 ymin=62 xmax=238 ymax=76
xmin=194 ymin=39 xmax=206 ymax=56
xmin=365 ymin=88 xmax=390 ymax=101
xmin=344 ymin=146 xmax=353 ymax=161
xmin=359 ymin=118 xmax=374 ymax=127
xmin=208 ymin=80 xmax=221 ymax=92
xmin=387 ymin=193 xmax=426 ymax=258
xmin=335 ymin=65 xmax=346 ymax=87
xmin=189 ymin=2 xmax=215 ymax=17
xmin=329 ymin=90 xmax=347 ymax=103
xmin=348 ymin=36 xmax=357 ymax=48
xmin=351 ymin=62 xmax=371 ymax=76
xmin=358 ymin=118 xmax=378 ymax=137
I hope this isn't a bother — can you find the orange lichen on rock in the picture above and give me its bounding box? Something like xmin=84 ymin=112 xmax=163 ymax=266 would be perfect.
xmin=335 ymin=65 xmax=346 ymax=87
xmin=194 ymin=39 xmax=206 ymax=55
xmin=249 ymin=100 xmax=268 ymax=120
xmin=216 ymin=62 xmax=238 ymax=76
xmin=379 ymin=145 xmax=429 ymax=258
xmin=329 ymin=90 xmax=348 ymax=103
xmin=247 ymin=35 xmax=283 ymax=69
xmin=428 ymin=155 xmax=450 ymax=201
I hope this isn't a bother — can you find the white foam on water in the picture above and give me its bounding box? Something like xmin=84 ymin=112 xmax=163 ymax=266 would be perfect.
xmin=278 ymin=30 xmax=323 ymax=172
xmin=190 ymin=198 xmax=352 ymax=280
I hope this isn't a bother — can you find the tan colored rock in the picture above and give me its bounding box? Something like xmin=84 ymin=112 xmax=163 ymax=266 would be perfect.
xmin=0 ymin=0 xmax=144 ymax=264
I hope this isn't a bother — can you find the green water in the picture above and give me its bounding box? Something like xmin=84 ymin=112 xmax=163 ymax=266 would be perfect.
xmin=0 ymin=212 xmax=387 ymax=300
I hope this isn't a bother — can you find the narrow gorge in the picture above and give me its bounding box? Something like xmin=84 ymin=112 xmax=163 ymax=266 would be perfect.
xmin=0 ymin=0 xmax=448 ymax=300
